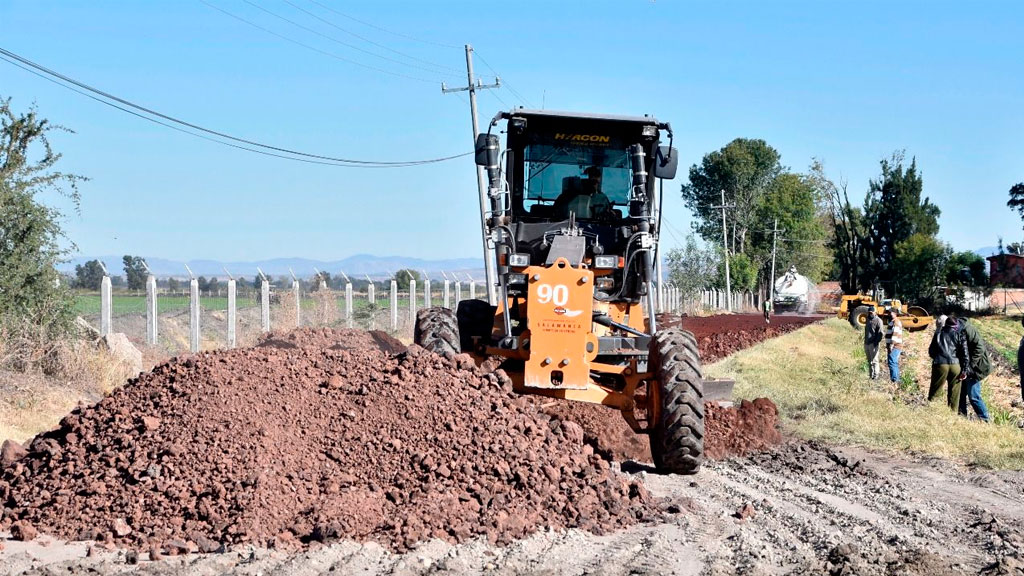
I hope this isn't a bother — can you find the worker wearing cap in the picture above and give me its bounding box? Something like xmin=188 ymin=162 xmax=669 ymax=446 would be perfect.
xmin=864 ymin=308 xmax=884 ymax=380
xmin=763 ymin=298 xmax=772 ymax=324
xmin=928 ymin=315 xmax=961 ymax=410
xmin=885 ymin=307 xmax=904 ymax=383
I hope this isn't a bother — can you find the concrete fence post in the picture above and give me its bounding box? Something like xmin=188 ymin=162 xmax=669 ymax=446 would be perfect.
xmin=443 ymin=280 xmax=451 ymax=309
xmin=100 ymin=275 xmax=112 ymax=337
xmin=145 ymin=274 xmax=157 ymax=345
xmin=227 ymin=278 xmax=237 ymax=349
xmin=469 ymin=280 xmax=477 ymax=300
xmin=367 ymin=281 xmax=375 ymax=305
xmin=455 ymin=281 xmax=463 ymax=306
xmin=390 ymin=279 xmax=398 ymax=330
xmin=189 ymin=277 xmax=200 ymax=353
xmin=409 ymin=278 xmax=417 ymax=319
xmin=260 ymin=282 xmax=270 ymax=332
xmin=292 ymin=279 xmax=301 ymax=328
xmin=424 ymin=278 xmax=431 ymax=309
xmin=345 ymin=282 xmax=354 ymax=328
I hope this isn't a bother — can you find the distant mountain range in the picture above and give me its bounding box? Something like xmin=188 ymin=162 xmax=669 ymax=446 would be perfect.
xmin=58 ymin=254 xmax=484 ymax=280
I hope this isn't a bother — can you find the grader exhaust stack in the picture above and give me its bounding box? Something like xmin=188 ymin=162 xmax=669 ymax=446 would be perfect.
xmin=415 ymin=109 xmax=718 ymax=474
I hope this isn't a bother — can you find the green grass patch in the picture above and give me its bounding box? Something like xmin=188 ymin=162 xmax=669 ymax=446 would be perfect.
xmin=707 ymin=318 xmax=1024 ymax=469
xmin=74 ymin=293 xmax=259 ymax=317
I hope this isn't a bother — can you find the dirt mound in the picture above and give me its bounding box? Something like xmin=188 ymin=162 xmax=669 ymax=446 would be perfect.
xmin=0 ymin=328 xmax=658 ymax=552
xmin=256 ymin=327 xmax=406 ymax=355
xmin=661 ymin=313 xmax=823 ymax=363
xmin=704 ymin=398 xmax=782 ymax=460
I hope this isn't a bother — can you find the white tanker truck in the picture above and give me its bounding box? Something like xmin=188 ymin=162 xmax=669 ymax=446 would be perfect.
xmin=773 ymin=265 xmax=811 ymax=314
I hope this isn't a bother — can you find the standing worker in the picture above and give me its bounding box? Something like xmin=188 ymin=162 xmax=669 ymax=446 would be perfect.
xmin=885 ymin=308 xmax=904 ymax=383
xmin=954 ymin=316 xmax=991 ymax=422
xmin=763 ymin=298 xmax=772 ymax=324
xmin=864 ymin=308 xmax=884 ymax=380
xmin=928 ymin=316 xmax=961 ymax=411
xmin=1017 ymin=316 xmax=1024 ymax=406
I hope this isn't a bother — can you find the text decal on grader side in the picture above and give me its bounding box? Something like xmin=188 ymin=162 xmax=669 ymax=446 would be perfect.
xmin=524 ymin=258 xmax=596 ymax=390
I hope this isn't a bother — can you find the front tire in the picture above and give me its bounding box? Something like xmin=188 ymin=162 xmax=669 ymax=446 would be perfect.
xmin=850 ymin=305 xmax=871 ymax=329
xmin=414 ymin=307 xmax=460 ymax=357
xmin=648 ymin=328 xmax=705 ymax=475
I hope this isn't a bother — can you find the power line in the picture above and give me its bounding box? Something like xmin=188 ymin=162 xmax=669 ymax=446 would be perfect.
xmin=280 ymin=0 xmax=464 ymax=76
xmin=0 ymin=54 xmax=360 ymax=167
xmin=241 ymin=0 xmax=464 ymax=79
xmin=0 ymin=47 xmax=471 ymax=167
xmin=304 ymin=0 xmax=462 ymax=49
xmin=199 ymin=0 xmax=440 ymax=84
xmin=473 ymin=49 xmax=535 ymax=108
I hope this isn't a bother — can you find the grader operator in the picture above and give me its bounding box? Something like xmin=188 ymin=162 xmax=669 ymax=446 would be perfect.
xmin=414 ymin=110 xmax=706 ymax=474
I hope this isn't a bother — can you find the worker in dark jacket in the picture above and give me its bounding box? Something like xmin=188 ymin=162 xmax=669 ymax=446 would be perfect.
xmin=954 ymin=317 xmax=991 ymax=422
xmin=928 ymin=316 xmax=961 ymax=411
xmin=1017 ymin=316 xmax=1024 ymax=404
xmin=864 ymin=308 xmax=884 ymax=380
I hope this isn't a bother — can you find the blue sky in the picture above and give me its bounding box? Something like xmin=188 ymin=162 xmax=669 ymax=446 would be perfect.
xmin=2 ymin=0 xmax=1022 ymax=263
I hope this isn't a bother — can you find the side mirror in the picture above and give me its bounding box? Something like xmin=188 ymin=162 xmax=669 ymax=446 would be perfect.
xmin=654 ymin=146 xmax=678 ymax=180
xmin=475 ymin=133 xmax=500 ymax=168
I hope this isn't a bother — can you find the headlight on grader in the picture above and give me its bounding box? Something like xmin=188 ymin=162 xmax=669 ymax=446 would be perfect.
xmin=509 ymin=253 xmax=531 ymax=267
xmin=594 ymin=255 xmax=618 ymax=269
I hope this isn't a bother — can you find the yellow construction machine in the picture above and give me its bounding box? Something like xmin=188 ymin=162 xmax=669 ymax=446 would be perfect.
xmin=836 ymin=295 xmax=932 ymax=331
xmin=414 ymin=109 xmax=719 ymax=474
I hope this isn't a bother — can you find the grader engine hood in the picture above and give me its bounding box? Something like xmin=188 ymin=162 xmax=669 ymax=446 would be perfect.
xmin=524 ymin=258 xmax=597 ymax=390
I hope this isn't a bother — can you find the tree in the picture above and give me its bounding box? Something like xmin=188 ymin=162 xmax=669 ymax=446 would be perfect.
xmin=944 ymin=251 xmax=988 ymax=286
xmin=750 ymin=172 xmax=829 ymax=284
xmin=74 ymin=260 xmax=105 ymax=290
xmin=892 ymin=234 xmax=948 ymax=303
xmin=810 ymin=160 xmax=869 ymax=293
xmin=863 ymin=152 xmax=940 ymax=296
xmin=394 ymin=269 xmax=422 ymax=290
xmin=717 ymin=252 xmax=758 ymax=292
xmin=681 ymin=138 xmax=782 ymax=254
xmin=665 ymin=235 xmax=719 ymax=302
xmin=206 ymin=277 xmax=219 ymax=294
xmin=167 ymin=277 xmax=181 ymax=293
xmin=122 ymin=255 xmax=147 ymax=291
xmin=0 ymin=97 xmax=85 ymax=325
xmin=1007 ymin=182 xmax=1024 ymax=222
xmin=197 ymin=276 xmax=209 ymax=292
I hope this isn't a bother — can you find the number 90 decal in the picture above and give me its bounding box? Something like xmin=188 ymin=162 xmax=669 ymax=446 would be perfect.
xmin=536 ymin=283 xmax=569 ymax=306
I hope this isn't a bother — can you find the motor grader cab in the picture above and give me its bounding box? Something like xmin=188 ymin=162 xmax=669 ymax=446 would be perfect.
xmin=414 ymin=109 xmax=708 ymax=474
xmin=837 ymin=295 xmax=932 ymax=331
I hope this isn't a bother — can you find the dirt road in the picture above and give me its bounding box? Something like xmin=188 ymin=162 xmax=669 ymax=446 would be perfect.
xmin=4 ymin=318 xmax=1023 ymax=575
xmin=4 ymin=439 xmax=1022 ymax=575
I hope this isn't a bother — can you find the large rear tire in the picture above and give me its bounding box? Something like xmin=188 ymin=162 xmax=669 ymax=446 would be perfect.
xmin=648 ymin=328 xmax=705 ymax=475
xmin=849 ymin=305 xmax=872 ymax=329
xmin=414 ymin=307 xmax=460 ymax=357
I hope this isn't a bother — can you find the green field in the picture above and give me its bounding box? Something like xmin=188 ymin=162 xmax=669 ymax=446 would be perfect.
xmin=73 ymin=292 xmax=467 ymax=318
xmin=74 ymin=293 xmax=259 ymax=317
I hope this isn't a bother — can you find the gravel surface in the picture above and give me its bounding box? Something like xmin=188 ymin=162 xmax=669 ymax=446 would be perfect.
xmin=0 ymin=328 xmax=658 ymax=553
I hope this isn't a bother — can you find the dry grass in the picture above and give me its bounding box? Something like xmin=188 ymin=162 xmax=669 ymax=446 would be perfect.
xmin=708 ymin=318 xmax=1024 ymax=469
xmin=0 ymin=318 xmax=138 ymax=444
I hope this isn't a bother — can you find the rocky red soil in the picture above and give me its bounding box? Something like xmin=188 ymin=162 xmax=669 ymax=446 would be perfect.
xmin=666 ymin=313 xmax=824 ymax=363
xmin=0 ymin=328 xmax=659 ymax=553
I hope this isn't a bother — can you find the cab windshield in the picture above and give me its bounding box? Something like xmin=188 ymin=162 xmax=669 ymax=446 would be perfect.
xmin=521 ymin=143 xmax=632 ymax=219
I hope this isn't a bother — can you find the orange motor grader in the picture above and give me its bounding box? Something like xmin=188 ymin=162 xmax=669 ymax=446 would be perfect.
xmin=414 ymin=109 xmax=714 ymax=474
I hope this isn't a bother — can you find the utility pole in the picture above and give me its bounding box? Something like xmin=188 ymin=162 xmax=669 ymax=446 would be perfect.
xmin=769 ymin=218 xmax=784 ymax=305
xmin=713 ymin=189 xmax=735 ymax=311
xmin=442 ymin=44 xmax=501 ymax=305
